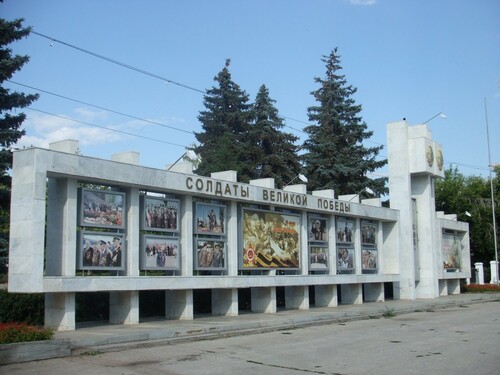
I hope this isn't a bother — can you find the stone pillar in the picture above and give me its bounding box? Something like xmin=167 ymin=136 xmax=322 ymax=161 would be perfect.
xmin=387 ymin=121 xmax=445 ymax=299
xmin=474 ymin=262 xmax=484 ymax=285
xmin=447 ymin=279 xmax=460 ymax=295
xmin=109 ymin=186 xmax=140 ymax=324
xmin=340 ymin=284 xmax=362 ymax=305
xmin=212 ymin=289 xmax=238 ymax=316
xmin=438 ymin=279 xmax=448 ymax=296
xmin=251 ymin=287 xmax=276 ymax=313
xmin=314 ymin=285 xmax=338 ymax=307
xmin=490 ymin=261 xmax=498 ymax=284
xmin=45 ymin=177 xmax=78 ymax=331
xmin=110 ymin=291 xmax=139 ymax=324
xmin=363 ymin=283 xmax=384 ymax=302
xmin=284 ymin=286 xmax=309 ymax=310
xmin=386 ymin=122 xmax=416 ymax=299
xmin=165 ymin=290 xmax=194 ymax=320
xmin=9 ymin=149 xmax=48 ymax=293
xmin=44 ymin=293 xmax=76 ymax=331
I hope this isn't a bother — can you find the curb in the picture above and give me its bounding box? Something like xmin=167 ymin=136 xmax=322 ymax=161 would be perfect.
xmin=1 ymin=294 xmax=498 ymax=365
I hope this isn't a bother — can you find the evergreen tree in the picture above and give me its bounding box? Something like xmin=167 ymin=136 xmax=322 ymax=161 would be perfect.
xmin=194 ymin=59 xmax=256 ymax=182
xmin=0 ymin=18 xmax=39 ymax=275
xmin=252 ymin=84 xmax=302 ymax=188
xmin=301 ymin=48 xmax=386 ymax=196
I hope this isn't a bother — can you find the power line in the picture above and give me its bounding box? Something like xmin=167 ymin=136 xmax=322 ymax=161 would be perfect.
xmin=9 ymin=80 xmax=194 ymax=135
xmin=28 ymin=108 xmax=188 ymax=148
xmin=31 ymin=30 xmax=311 ymax=135
xmin=31 ymin=31 xmax=207 ymax=95
xmin=27 ymin=31 xmax=490 ymax=174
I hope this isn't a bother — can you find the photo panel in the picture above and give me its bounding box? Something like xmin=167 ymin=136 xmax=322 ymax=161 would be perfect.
xmin=79 ymin=188 xmax=125 ymax=229
xmin=141 ymin=195 xmax=180 ymax=233
xmin=241 ymin=208 xmax=301 ymax=270
xmin=309 ymin=245 xmax=329 ymax=270
xmin=195 ymin=238 xmax=226 ymax=270
xmin=308 ymin=216 xmax=328 ymax=242
xmin=361 ymin=220 xmax=378 ymax=245
xmin=140 ymin=234 xmax=180 ymax=271
xmin=337 ymin=246 xmax=355 ymax=271
xmin=336 ymin=217 xmax=354 ymax=243
xmin=442 ymin=232 xmax=461 ymax=270
xmin=194 ymin=202 xmax=226 ymax=236
xmin=361 ymin=248 xmax=378 ymax=270
xmin=78 ymin=231 xmax=125 ymax=271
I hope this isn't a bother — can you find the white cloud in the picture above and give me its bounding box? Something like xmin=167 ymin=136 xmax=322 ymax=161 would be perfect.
xmin=15 ymin=109 xmax=125 ymax=149
xmin=74 ymin=107 xmax=109 ymax=121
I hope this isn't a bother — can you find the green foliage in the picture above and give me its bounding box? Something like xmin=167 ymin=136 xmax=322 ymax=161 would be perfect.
xmin=0 ymin=322 xmax=52 ymax=344
xmin=0 ymin=322 xmax=53 ymax=344
xmin=461 ymin=284 xmax=500 ymax=293
xmin=0 ymin=17 xmax=39 ymax=177
xmin=382 ymin=306 xmax=396 ymax=318
xmin=251 ymin=84 xmax=302 ymax=188
xmin=0 ymin=290 xmax=45 ymax=325
xmin=435 ymin=166 xmax=499 ymax=265
xmin=194 ymin=59 xmax=255 ymax=182
xmin=302 ymin=48 xmax=387 ymax=195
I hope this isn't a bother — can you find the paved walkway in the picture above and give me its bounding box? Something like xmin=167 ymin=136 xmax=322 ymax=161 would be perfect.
xmin=54 ymin=293 xmax=498 ymax=354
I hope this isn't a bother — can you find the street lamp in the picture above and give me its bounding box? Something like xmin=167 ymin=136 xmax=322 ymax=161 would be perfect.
xmin=348 ymin=187 xmax=375 ymax=202
xmin=167 ymin=150 xmax=199 ymax=171
xmin=285 ymin=174 xmax=308 ymax=186
xmin=422 ymin=112 xmax=447 ymax=124
xmin=484 ymin=98 xmax=498 ymax=285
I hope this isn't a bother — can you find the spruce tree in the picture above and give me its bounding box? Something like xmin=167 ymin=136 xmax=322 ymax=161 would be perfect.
xmin=252 ymin=84 xmax=302 ymax=188
xmin=302 ymin=48 xmax=386 ymax=195
xmin=0 ymin=18 xmax=39 ymax=275
xmin=194 ymin=59 xmax=256 ymax=182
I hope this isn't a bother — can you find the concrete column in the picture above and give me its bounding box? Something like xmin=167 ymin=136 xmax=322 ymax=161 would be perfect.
xmin=285 ymin=286 xmax=309 ymax=310
xmin=474 ymin=262 xmax=484 ymax=284
xmin=490 ymin=261 xmax=498 ymax=284
xmin=227 ymin=201 xmax=238 ymax=276
xmin=212 ymin=289 xmax=238 ymax=316
xmin=9 ymin=149 xmax=48 ymax=293
xmin=45 ymin=178 xmax=78 ymax=330
xmin=363 ymin=283 xmax=384 ymax=302
xmin=109 ymin=187 xmax=140 ymax=324
xmin=340 ymin=284 xmax=362 ymax=305
xmin=386 ymin=122 xmax=416 ymax=299
xmin=45 ymin=178 xmax=78 ymax=276
xmin=110 ymin=291 xmax=139 ymax=324
xmin=447 ymin=279 xmax=460 ymax=295
xmin=44 ymin=293 xmax=75 ymax=331
xmin=314 ymin=285 xmax=338 ymax=307
xmin=251 ymin=287 xmax=276 ymax=313
xmin=125 ymin=187 xmax=140 ymax=276
xmin=413 ymin=174 xmax=439 ymax=298
xmin=438 ymin=279 xmax=448 ymax=296
xmin=165 ymin=290 xmax=194 ymax=320
xmin=181 ymin=195 xmax=194 ymax=277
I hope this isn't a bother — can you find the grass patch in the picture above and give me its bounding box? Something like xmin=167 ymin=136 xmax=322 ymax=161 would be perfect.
xmin=382 ymin=306 xmax=396 ymax=318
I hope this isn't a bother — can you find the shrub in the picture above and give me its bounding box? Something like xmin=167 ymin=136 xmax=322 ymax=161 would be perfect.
xmin=0 ymin=290 xmax=45 ymax=325
xmin=462 ymin=284 xmax=500 ymax=293
xmin=0 ymin=322 xmax=53 ymax=344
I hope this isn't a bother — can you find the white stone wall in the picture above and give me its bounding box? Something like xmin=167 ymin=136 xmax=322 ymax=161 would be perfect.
xmin=7 ymin=133 xmax=471 ymax=330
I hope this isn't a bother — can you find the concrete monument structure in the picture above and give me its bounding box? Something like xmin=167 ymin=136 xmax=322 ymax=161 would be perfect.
xmin=8 ymin=121 xmax=470 ymax=331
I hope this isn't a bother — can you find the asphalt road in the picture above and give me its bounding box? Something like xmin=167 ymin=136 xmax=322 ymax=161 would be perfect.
xmin=3 ymin=301 xmax=499 ymax=375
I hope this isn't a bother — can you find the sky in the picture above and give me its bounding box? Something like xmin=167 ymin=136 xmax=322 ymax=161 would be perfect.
xmin=2 ymin=0 xmax=499 ymax=179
